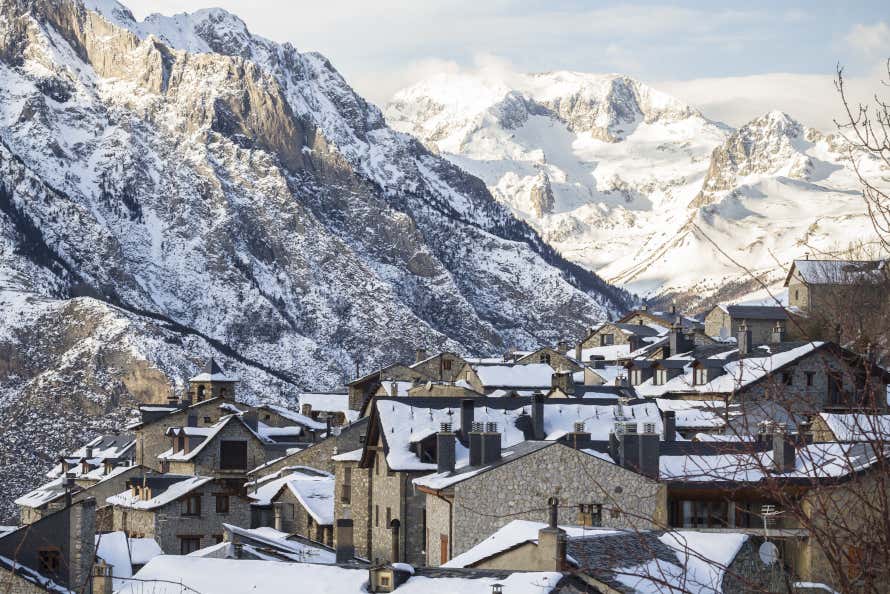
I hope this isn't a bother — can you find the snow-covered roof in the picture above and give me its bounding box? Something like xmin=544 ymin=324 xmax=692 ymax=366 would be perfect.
xmin=660 ymin=441 xmax=886 ymax=483
xmin=414 ymin=441 xmax=555 ymax=491
xmin=633 ymin=342 xmax=824 ymax=398
xmin=818 ymin=413 xmax=890 ymax=442
xmin=580 ymin=344 xmax=631 ymax=362
xmin=332 ymin=448 xmax=363 ymax=462
xmin=189 ymin=358 xmax=239 ymax=383
xmin=655 ymin=399 xmax=726 ymax=429
xmin=246 ymin=469 xmax=334 ymax=524
xmin=260 ymin=404 xmax=328 ymax=429
xmin=106 ymin=476 xmax=213 ymax=510
xmin=222 ymin=524 xmax=338 ymax=563
xmin=788 ymin=259 xmax=887 ymax=286
xmin=16 ymin=464 xmax=137 ymax=509
xmin=474 ymin=363 xmax=555 ymax=388
xmin=0 ymin=554 xmax=71 ymax=593
xmin=117 ymin=556 xmax=565 ymax=594
xmin=159 ymin=414 xmax=267 ymax=462
xmin=297 ymin=393 xmax=358 ymax=422
xmin=444 ymin=520 xmax=747 ymax=594
xmin=46 ymin=434 xmax=135 ymax=478
xmin=95 ymin=531 xmax=163 ymax=590
xmin=443 ymin=520 xmax=618 ymax=568
xmin=375 ymin=398 xmax=662 ymax=471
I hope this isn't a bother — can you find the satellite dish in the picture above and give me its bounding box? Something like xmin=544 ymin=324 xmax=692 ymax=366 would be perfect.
xmin=759 ymin=541 xmax=779 ymax=565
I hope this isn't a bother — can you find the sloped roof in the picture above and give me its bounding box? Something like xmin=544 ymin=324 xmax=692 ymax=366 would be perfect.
xmin=190 ymin=358 xmax=239 ymax=383
xmin=785 ymin=259 xmax=887 ymax=286
xmin=725 ymin=305 xmax=788 ymax=321
xmin=106 ymin=475 xmax=214 ymax=510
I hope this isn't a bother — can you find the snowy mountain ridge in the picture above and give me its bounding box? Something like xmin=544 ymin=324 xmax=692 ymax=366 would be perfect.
xmin=387 ymin=72 xmax=888 ymax=306
xmin=0 ymin=0 xmax=630 ymax=520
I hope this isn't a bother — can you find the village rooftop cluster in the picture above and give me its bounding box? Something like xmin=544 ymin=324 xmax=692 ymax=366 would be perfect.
xmin=1 ymin=258 xmax=889 ymax=593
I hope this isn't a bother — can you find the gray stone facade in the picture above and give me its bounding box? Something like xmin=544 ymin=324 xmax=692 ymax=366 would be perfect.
xmin=112 ymin=481 xmax=251 ymax=554
xmin=425 ymin=444 xmax=666 ymax=565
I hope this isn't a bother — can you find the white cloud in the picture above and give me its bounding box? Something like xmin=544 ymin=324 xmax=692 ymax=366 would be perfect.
xmin=845 ymin=21 xmax=890 ymax=58
xmin=657 ymin=71 xmax=886 ymax=131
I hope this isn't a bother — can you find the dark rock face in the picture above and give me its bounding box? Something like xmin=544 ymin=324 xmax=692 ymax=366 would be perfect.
xmin=0 ymin=0 xmax=631 ymax=519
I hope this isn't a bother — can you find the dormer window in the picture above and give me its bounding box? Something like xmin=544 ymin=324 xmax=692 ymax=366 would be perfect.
xmin=443 ymin=359 xmax=452 ymax=371
xmin=630 ymin=369 xmax=642 ymax=386
xmin=694 ymin=367 xmax=707 ymax=386
xmin=601 ymin=334 xmax=614 ymax=346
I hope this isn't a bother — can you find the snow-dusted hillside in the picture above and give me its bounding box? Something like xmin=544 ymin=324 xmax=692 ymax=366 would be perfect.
xmin=0 ymin=0 xmax=630 ymax=519
xmin=387 ymin=72 xmax=887 ymax=306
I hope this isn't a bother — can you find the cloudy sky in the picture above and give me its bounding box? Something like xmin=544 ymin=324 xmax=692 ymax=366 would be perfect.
xmin=127 ymin=0 xmax=890 ymax=130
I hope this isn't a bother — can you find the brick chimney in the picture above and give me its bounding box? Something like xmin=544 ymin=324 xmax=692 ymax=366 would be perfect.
xmin=551 ymin=369 xmax=574 ymax=395
xmin=556 ymin=340 xmax=569 ymax=354
xmin=336 ymin=519 xmax=355 ymax=564
xmin=536 ymin=497 xmax=567 ymax=571
xmin=531 ymin=392 xmax=545 ymax=440
xmin=437 ymin=424 xmax=456 ymax=473
xmin=92 ymin=560 xmax=114 ymax=594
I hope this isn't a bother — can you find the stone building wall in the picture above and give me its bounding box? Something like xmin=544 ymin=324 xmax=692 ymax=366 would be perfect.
xmin=191 ymin=420 xmax=271 ymax=477
xmin=0 ymin=569 xmax=54 ymax=594
xmin=368 ymin=447 xmax=401 ymax=565
xmin=424 ymin=492 xmax=452 ymax=566
xmin=135 ymin=399 xmax=225 ymax=470
xmin=112 ymin=482 xmax=251 ymax=554
xmin=447 ymin=445 xmax=666 ymax=557
xmin=704 ymin=308 xmax=730 ymax=339
xmin=333 ymin=460 xmax=372 ymax=559
xmin=581 ymin=323 xmax=630 ymax=348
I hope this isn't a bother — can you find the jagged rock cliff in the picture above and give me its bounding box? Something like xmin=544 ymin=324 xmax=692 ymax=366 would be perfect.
xmin=0 ymin=0 xmax=631 ymax=520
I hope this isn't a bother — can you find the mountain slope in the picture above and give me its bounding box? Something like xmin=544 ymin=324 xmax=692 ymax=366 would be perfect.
xmin=0 ymin=0 xmax=630 ymax=520
xmin=387 ymin=73 xmax=888 ymax=307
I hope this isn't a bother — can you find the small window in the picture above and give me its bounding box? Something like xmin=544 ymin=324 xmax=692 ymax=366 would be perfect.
xmin=805 ymin=372 xmax=815 ymax=387
xmin=794 ymin=289 xmax=799 ymax=301
xmin=654 ymin=369 xmax=667 ymax=386
xmin=443 ymin=359 xmax=453 ymax=371
xmin=601 ymin=334 xmax=614 ymax=346
xmin=203 ymin=416 xmax=212 ymax=424
xmin=38 ymin=548 xmax=61 ymax=575
xmin=540 ymin=353 xmax=551 ymax=365
xmin=610 ymin=508 xmax=621 ymax=519
xmin=180 ymin=536 xmax=202 ymax=555
xmin=386 ymin=507 xmax=391 ymax=526
xmin=380 ymin=576 xmax=391 ymax=587
xmin=215 ymin=494 xmax=229 ymax=514
xmin=341 ymin=467 xmax=352 ymax=504
xmin=182 ymin=494 xmax=202 ymax=517
xmin=375 ymin=505 xmax=379 ymax=527
xmin=781 ymin=372 xmax=793 ymax=386
xmin=213 ymin=534 xmax=224 ymax=544
xmin=694 ymin=367 xmax=707 ymax=386
xmin=220 ymin=441 xmax=248 ymax=470
xmin=630 ymin=369 xmax=642 ymax=386
xmin=578 ymin=504 xmax=602 ymax=527
xmin=264 ymin=414 xmax=271 ymax=421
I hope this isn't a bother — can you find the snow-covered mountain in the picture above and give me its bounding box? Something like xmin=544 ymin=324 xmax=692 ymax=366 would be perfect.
xmin=387 ymin=72 xmax=887 ymax=305
xmin=0 ymin=0 xmax=630 ymax=519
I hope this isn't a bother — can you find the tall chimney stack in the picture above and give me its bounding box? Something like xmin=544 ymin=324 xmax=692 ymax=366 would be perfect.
xmin=737 ymin=320 xmax=752 ymax=356
xmin=336 ymin=519 xmax=355 ymax=564
xmin=460 ymin=399 xmax=474 ymax=441
xmin=531 ymin=392 xmax=545 ymax=440
xmin=536 ymin=497 xmax=567 ymax=571
xmin=437 ymin=424 xmax=456 ymax=473
xmin=481 ymin=423 xmax=502 ymax=465
xmin=662 ymin=411 xmax=676 ymax=442
xmin=773 ymin=427 xmax=796 ymax=473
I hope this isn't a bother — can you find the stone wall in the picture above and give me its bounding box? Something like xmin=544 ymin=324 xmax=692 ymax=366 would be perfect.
xmin=333 ymin=460 xmax=372 ymax=559
xmin=191 ymin=419 xmax=271 ymax=477
xmin=581 ymin=323 xmax=630 ymax=348
xmin=0 ymin=569 xmax=53 ymax=594
xmin=135 ymin=399 xmax=226 ymax=470
xmin=113 ymin=482 xmax=251 ymax=554
xmin=424 ymin=492 xmax=451 ymax=566
xmin=68 ymin=497 xmax=96 ymax=590
xmin=446 ymin=444 xmax=666 ymax=558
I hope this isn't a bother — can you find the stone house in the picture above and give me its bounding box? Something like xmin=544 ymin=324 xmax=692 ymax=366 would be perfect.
xmin=703 ymin=304 xmax=796 ymax=344
xmin=159 ymin=414 xmax=273 ymax=482
xmin=579 ymin=322 xmax=661 ymax=351
xmin=245 ymin=466 xmax=335 ymax=545
xmin=0 ymin=499 xmax=96 ymax=594
xmin=514 ymin=347 xmax=582 ymax=373
xmin=108 ymin=474 xmax=251 ymax=555
xmin=408 ymin=350 xmax=468 ymax=384
xmin=415 ymin=438 xmax=667 ymax=566
xmin=784 ymin=258 xmax=888 ymax=313
xmin=353 ymin=395 xmax=665 ymax=567
xmin=348 ymin=364 xmax=429 ymax=413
